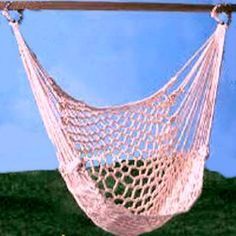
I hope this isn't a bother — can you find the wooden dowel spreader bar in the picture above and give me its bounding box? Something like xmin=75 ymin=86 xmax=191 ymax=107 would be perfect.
xmin=0 ymin=1 xmax=235 ymax=12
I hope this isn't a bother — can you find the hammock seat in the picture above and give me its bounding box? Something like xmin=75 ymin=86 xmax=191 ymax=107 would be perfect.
xmin=3 ymin=9 xmax=228 ymax=236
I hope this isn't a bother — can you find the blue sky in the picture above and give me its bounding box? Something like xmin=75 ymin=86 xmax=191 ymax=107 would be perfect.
xmin=0 ymin=0 xmax=235 ymax=177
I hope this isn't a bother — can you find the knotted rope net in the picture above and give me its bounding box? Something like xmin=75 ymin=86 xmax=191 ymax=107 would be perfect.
xmin=2 ymin=6 xmax=230 ymax=236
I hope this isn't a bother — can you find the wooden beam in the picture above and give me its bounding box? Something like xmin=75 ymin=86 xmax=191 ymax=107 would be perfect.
xmin=0 ymin=1 xmax=235 ymax=12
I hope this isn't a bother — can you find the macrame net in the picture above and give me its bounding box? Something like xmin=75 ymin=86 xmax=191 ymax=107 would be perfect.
xmin=3 ymin=10 xmax=227 ymax=236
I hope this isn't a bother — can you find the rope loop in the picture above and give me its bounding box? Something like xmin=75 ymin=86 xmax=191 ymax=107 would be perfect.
xmin=2 ymin=2 xmax=24 ymax=25
xmin=211 ymin=4 xmax=232 ymax=26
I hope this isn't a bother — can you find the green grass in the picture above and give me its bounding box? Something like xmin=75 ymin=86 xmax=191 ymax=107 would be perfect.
xmin=0 ymin=169 xmax=235 ymax=236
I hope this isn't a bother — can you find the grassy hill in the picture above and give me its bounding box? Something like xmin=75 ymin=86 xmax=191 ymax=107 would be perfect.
xmin=0 ymin=169 xmax=235 ymax=236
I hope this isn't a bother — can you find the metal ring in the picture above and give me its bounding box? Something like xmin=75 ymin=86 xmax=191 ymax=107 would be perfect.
xmin=2 ymin=1 xmax=24 ymax=24
xmin=211 ymin=4 xmax=232 ymax=26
